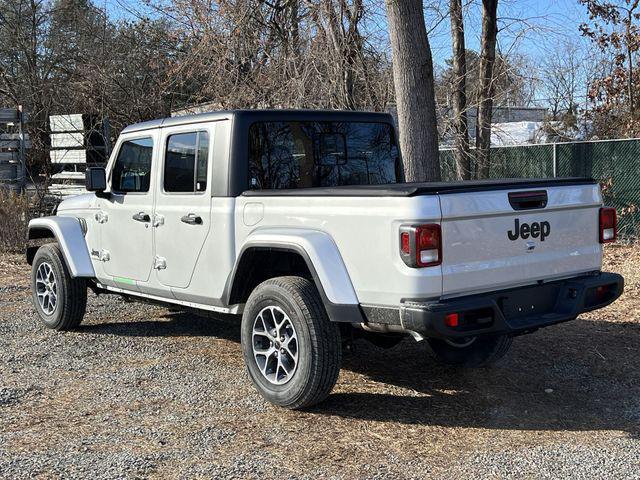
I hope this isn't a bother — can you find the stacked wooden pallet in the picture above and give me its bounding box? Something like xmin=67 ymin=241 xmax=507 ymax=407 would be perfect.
xmin=49 ymin=114 xmax=107 ymax=197
xmin=0 ymin=108 xmax=28 ymax=193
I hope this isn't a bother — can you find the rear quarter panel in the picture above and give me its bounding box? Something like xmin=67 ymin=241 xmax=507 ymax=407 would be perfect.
xmin=234 ymin=196 xmax=442 ymax=306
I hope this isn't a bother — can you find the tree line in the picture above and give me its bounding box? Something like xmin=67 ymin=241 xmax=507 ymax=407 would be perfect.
xmin=0 ymin=0 xmax=636 ymax=183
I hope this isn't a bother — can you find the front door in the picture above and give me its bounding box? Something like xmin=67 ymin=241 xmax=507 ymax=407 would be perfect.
xmin=99 ymin=134 xmax=156 ymax=284
xmin=153 ymin=125 xmax=213 ymax=289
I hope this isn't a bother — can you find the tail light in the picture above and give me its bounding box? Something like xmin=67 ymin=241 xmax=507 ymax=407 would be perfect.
xmin=399 ymin=224 xmax=442 ymax=267
xmin=445 ymin=313 xmax=459 ymax=328
xmin=599 ymin=207 xmax=617 ymax=243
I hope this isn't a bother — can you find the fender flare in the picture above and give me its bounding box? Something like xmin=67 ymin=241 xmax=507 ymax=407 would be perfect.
xmin=225 ymin=228 xmax=364 ymax=323
xmin=27 ymin=216 xmax=95 ymax=278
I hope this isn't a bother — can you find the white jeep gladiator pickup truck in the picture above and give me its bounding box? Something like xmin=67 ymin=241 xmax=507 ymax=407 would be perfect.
xmin=27 ymin=110 xmax=623 ymax=409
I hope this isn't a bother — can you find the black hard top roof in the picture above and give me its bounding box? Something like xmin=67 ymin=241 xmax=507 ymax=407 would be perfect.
xmin=121 ymin=109 xmax=394 ymax=134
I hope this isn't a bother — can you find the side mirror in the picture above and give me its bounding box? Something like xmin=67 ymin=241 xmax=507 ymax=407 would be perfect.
xmin=85 ymin=167 xmax=107 ymax=195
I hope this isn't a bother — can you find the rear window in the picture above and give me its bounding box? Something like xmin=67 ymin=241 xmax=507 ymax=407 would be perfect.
xmin=164 ymin=131 xmax=209 ymax=193
xmin=248 ymin=121 xmax=401 ymax=190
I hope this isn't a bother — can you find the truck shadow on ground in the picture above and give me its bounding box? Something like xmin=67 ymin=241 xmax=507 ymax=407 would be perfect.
xmin=81 ymin=309 xmax=640 ymax=436
xmin=320 ymin=321 xmax=640 ymax=437
xmin=80 ymin=307 xmax=243 ymax=338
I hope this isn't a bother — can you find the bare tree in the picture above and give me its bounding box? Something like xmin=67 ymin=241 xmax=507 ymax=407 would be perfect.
xmin=580 ymin=0 xmax=640 ymax=137
xmin=548 ymin=45 xmax=585 ymax=115
xmin=385 ymin=0 xmax=440 ymax=182
xmin=0 ymin=0 xmax=396 ymax=176
xmin=475 ymin=0 xmax=498 ymax=179
xmin=449 ymin=0 xmax=470 ymax=180
xmin=155 ymin=0 xmax=391 ymax=111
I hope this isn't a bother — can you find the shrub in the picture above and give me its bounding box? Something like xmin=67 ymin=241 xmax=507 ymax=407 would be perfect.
xmin=0 ymin=190 xmax=30 ymax=253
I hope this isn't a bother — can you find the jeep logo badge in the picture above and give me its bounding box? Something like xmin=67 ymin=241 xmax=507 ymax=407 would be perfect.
xmin=507 ymin=218 xmax=550 ymax=242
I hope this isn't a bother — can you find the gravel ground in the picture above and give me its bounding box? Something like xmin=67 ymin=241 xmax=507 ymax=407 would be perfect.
xmin=1 ymin=245 xmax=639 ymax=479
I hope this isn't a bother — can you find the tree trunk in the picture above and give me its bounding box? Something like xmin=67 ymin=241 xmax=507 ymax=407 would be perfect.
xmin=449 ymin=0 xmax=471 ymax=180
xmin=385 ymin=0 xmax=440 ymax=182
xmin=475 ymin=0 xmax=498 ymax=179
xmin=626 ymin=4 xmax=638 ymax=118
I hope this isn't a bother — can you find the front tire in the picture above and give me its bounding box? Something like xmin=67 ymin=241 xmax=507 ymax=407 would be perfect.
xmin=241 ymin=276 xmax=341 ymax=409
xmin=31 ymin=243 xmax=87 ymax=331
xmin=427 ymin=334 xmax=512 ymax=367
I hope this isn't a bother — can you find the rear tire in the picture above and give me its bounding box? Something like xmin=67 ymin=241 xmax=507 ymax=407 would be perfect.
xmin=427 ymin=334 xmax=512 ymax=367
xmin=241 ymin=276 xmax=341 ymax=409
xmin=31 ymin=243 xmax=87 ymax=331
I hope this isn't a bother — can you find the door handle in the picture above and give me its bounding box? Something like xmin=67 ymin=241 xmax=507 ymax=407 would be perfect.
xmin=181 ymin=213 xmax=203 ymax=225
xmin=132 ymin=212 xmax=150 ymax=222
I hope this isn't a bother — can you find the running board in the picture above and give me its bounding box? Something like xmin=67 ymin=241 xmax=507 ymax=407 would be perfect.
xmin=94 ymin=282 xmax=244 ymax=315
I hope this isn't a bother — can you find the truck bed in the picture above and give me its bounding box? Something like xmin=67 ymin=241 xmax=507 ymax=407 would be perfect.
xmin=242 ymin=177 xmax=596 ymax=197
xmin=239 ymin=177 xmax=603 ymax=302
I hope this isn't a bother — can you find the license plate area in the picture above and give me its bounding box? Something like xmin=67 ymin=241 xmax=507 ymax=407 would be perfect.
xmin=499 ymin=283 xmax=560 ymax=319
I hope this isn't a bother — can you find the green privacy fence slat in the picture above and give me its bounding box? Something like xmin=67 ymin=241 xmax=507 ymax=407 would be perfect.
xmin=440 ymin=139 xmax=640 ymax=238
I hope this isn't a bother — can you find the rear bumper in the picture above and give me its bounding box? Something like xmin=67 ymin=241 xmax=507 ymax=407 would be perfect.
xmin=367 ymin=272 xmax=623 ymax=339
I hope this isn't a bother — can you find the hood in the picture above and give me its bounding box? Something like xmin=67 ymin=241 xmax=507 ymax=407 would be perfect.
xmin=56 ymin=193 xmax=98 ymax=212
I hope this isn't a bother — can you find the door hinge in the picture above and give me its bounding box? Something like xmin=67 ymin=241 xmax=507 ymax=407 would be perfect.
xmin=153 ymin=214 xmax=165 ymax=228
xmin=91 ymin=249 xmax=110 ymax=262
xmin=153 ymin=256 xmax=167 ymax=270
xmin=94 ymin=211 xmax=108 ymax=224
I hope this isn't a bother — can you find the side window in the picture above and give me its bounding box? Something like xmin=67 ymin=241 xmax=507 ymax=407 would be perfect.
xmin=164 ymin=131 xmax=209 ymax=193
xmin=111 ymin=137 xmax=154 ymax=193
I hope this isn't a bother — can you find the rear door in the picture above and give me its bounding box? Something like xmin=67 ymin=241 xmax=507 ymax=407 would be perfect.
xmin=153 ymin=124 xmax=213 ymax=289
xmin=439 ymin=183 xmax=603 ymax=298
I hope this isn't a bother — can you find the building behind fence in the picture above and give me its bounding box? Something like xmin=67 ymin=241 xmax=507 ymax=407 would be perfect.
xmin=440 ymin=138 xmax=640 ymax=238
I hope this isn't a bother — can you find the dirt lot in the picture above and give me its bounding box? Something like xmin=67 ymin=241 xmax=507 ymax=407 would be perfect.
xmin=1 ymin=246 xmax=639 ymax=479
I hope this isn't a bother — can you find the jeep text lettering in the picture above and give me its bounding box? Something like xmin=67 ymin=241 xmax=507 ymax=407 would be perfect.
xmin=507 ymin=218 xmax=551 ymax=241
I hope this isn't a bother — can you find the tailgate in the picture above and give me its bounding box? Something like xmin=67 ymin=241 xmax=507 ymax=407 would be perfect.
xmin=439 ymin=182 xmax=603 ymax=298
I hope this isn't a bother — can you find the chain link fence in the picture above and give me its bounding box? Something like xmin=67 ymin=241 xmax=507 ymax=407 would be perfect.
xmin=440 ymin=138 xmax=640 ymax=239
